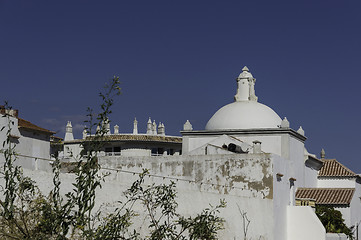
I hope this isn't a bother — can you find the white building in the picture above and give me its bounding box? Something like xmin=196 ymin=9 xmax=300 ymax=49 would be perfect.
xmin=62 ymin=117 xmax=182 ymax=159
xmin=0 ymin=106 xmax=55 ymax=171
xmin=1 ymin=67 xmax=360 ymax=239
xmin=60 ymin=66 xmax=328 ymax=239
xmin=297 ymin=153 xmax=361 ymax=239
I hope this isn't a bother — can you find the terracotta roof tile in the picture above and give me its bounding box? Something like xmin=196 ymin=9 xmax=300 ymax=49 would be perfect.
xmin=318 ymin=159 xmax=357 ymax=177
xmin=18 ymin=118 xmax=55 ymax=135
xmin=86 ymin=134 xmax=182 ymax=144
xmin=296 ymin=188 xmax=355 ymax=205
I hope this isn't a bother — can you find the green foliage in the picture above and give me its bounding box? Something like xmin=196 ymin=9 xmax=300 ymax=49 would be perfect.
xmin=0 ymin=77 xmax=226 ymax=239
xmin=0 ymin=106 xmax=55 ymax=238
xmin=178 ymin=200 xmax=226 ymax=240
xmin=1 ymin=102 xmax=20 ymax=221
xmin=315 ymin=205 xmax=354 ymax=239
xmin=123 ymin=170 xmax=226 ymax=240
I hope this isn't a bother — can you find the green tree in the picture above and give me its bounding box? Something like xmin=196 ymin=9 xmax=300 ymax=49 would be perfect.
xmin=0 ymin=77 xmax=226 ymax=239
xmin=315 ymin=205 xmax=354 ymax=239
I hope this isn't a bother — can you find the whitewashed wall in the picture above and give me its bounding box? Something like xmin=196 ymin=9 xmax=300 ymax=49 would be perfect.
xmin=287 ymin=206 xmax=326 ymax=240
xmin=0 ymin=115 xmax=51 ymax=171
xmin=1 ymin=153 xmax=276 ymax=240
xmin=350 ymin=180 xmax=361 ymax=240
xmin=318 ymin=178 xmax=356 ymax=188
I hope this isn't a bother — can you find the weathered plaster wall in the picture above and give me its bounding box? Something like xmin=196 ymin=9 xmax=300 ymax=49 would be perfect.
xmin=2 ymin=153 xmax=275 ymax=239
xmin=101 ymin=154 xmax=275 ymax=239
xmin=101 ymin=154 xmax=273 ymax=199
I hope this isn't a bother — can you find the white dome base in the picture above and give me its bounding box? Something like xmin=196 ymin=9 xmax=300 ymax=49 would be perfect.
xmin=205 ymin=101 xmax=281 ymax=130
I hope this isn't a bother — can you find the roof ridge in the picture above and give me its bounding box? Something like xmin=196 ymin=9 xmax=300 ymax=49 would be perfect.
xmin=318 ymin=159 xmax=357 ymax=177
xmin=18 ymin=118 xmax=55 ymax=135
xmin=320 ymin=158 xmax=336 ymax=161
xmin=334 ymin=160 xmax=356 ymax=176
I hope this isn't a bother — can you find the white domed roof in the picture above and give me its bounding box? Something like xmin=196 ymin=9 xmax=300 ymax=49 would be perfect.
xmin=205 ymin=66 xmax=282 ymax=131
xmin=205 ymin=101 xmax=281 ymax=130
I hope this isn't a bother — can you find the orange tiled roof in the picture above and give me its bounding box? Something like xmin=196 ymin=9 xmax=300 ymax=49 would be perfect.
xmin=85 ymin=134 xmax=182 ymax=143
xmin=296 ymin=188 xmax=355 ymax=205
xmin=318 ymin=159 xmax=357 ymax=177
xmin=18 ymin=118 xmax=55 ymax=135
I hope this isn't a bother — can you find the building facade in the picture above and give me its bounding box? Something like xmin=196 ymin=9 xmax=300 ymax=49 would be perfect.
xmin=1 ymin=67 xmax=360 ymax=239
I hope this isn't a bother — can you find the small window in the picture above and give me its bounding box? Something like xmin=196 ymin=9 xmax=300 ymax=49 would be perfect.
xmin=114 ymin=147 xmax=121 ymax=156
xmin=151 ymin=148 xmax=158 ymax=156
xmin=105 ymin=147 xmax=113 ymax=156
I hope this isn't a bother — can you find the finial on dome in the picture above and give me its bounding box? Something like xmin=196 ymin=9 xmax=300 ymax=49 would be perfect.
xmin=234 ymin=66 xmax=257 ymax=102
xmin=320 ymin=148 xmax=325 ymax=159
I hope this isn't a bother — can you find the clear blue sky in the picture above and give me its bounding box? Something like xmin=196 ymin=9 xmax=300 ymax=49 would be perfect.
xmin=1 ymin=1 xmax=361 ymax=172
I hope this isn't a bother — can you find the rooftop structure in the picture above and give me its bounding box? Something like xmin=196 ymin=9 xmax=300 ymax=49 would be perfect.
xmin=62 ymin=117 xmax=182 ymax=158
xmin=206 ymin=66 xmax=281 ymax=130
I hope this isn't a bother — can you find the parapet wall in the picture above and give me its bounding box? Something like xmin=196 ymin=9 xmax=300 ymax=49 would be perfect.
xmin=101 ymin=153 xmax=273 ymax=199
xmin=100 ymin=153 xmax=274 ymax=239
xmin=1 ymin=153 xmax=275 ymax=239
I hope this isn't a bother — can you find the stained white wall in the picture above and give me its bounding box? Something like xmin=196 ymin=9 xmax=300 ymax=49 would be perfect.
xmin=183 ymin=129 xmax=319 ymax=240
xmin=2 ymin=153 xmax=276 ymax=240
